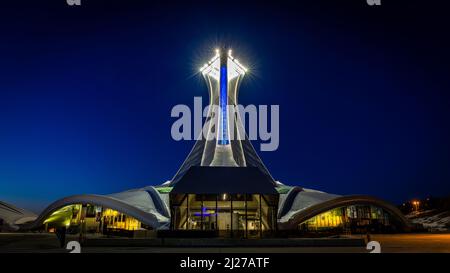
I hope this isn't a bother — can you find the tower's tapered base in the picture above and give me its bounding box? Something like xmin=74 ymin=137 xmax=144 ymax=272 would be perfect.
xmin=210 ymin=145 xmax=238 ymax=167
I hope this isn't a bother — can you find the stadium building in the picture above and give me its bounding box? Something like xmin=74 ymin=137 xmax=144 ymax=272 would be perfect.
xmin=0 ymin=49 xmax=410 ymax=238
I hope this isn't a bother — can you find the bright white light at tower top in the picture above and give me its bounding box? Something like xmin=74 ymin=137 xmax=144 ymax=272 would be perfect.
xmin=199 ymin=52 xmax=220 ymax=79
xmin=199 ymin=49 xmax=248 ymax=80
xmin=227 ymin=50 xmax=248 ymax=74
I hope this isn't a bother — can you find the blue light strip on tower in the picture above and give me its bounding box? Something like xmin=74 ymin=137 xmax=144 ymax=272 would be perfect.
xmin=219 ymin=65 xmax=229 ymax=145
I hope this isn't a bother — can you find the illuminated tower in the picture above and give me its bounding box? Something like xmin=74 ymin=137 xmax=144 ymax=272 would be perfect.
xmin=170 ymin=49 xmax=274 ymax=185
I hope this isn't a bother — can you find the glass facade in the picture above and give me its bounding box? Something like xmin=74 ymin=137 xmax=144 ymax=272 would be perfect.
xmin=298 ymin=204 xmax=399 ymax=234
xmin=42 ymin=202 xmax=400 ymax=238
xmin=170 ymin=193 xmax=278 ymax=238
xmin=102 ymin=208 xmax=141 ymax=231
xmin=43 ymin=204 xmax=146 ymax=236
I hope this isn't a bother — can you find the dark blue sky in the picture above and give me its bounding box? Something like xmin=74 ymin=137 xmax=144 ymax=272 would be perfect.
xmin=1 ymin=0 xmax=449 ymax=212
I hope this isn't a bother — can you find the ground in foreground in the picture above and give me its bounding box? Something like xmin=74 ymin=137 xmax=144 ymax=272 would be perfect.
xmin=0 ymin=233 xmax=449 ymax=253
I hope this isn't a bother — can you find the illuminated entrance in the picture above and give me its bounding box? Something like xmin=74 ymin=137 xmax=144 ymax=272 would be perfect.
xmin=170 ymin=193 xmax=277 ymax=238
xmin=169 ymin=166 xmax=279 ymax=238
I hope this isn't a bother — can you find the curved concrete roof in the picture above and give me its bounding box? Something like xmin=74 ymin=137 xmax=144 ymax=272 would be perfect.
xmin=107 ymin=187 xmax=170 ymax=218
xmin=0 ymin=201 xmax=37 ymax=230
xmin=19 ymin=187 xmax=170 ymax=231
xmin=278 ymin=187 xmax=341 ymax=221
xmin=3 ymin=183 xmax=410 ymax=233
xmin=278 ymin=194 xmax=411 ymax=230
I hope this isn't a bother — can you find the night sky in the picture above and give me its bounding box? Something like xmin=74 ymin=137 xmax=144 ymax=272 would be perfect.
xmin=1 ymin=0 xmax=449 ymax=213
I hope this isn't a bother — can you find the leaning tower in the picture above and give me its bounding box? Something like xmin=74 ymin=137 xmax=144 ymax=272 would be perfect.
xmin=170 ymin=49 xmax=274 ymax=186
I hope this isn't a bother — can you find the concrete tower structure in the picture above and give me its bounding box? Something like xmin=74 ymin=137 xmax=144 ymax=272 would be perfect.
xmin=170 ymin=49 xmax=274 ymax=186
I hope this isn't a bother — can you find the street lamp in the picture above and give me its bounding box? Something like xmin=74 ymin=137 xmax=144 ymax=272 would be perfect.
xmin=412 ymin=200 xmax=420 ymax=212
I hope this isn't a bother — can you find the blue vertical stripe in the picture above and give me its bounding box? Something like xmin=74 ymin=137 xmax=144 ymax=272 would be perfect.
xmin=219 ymin=66 xmax=229 ymax=145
